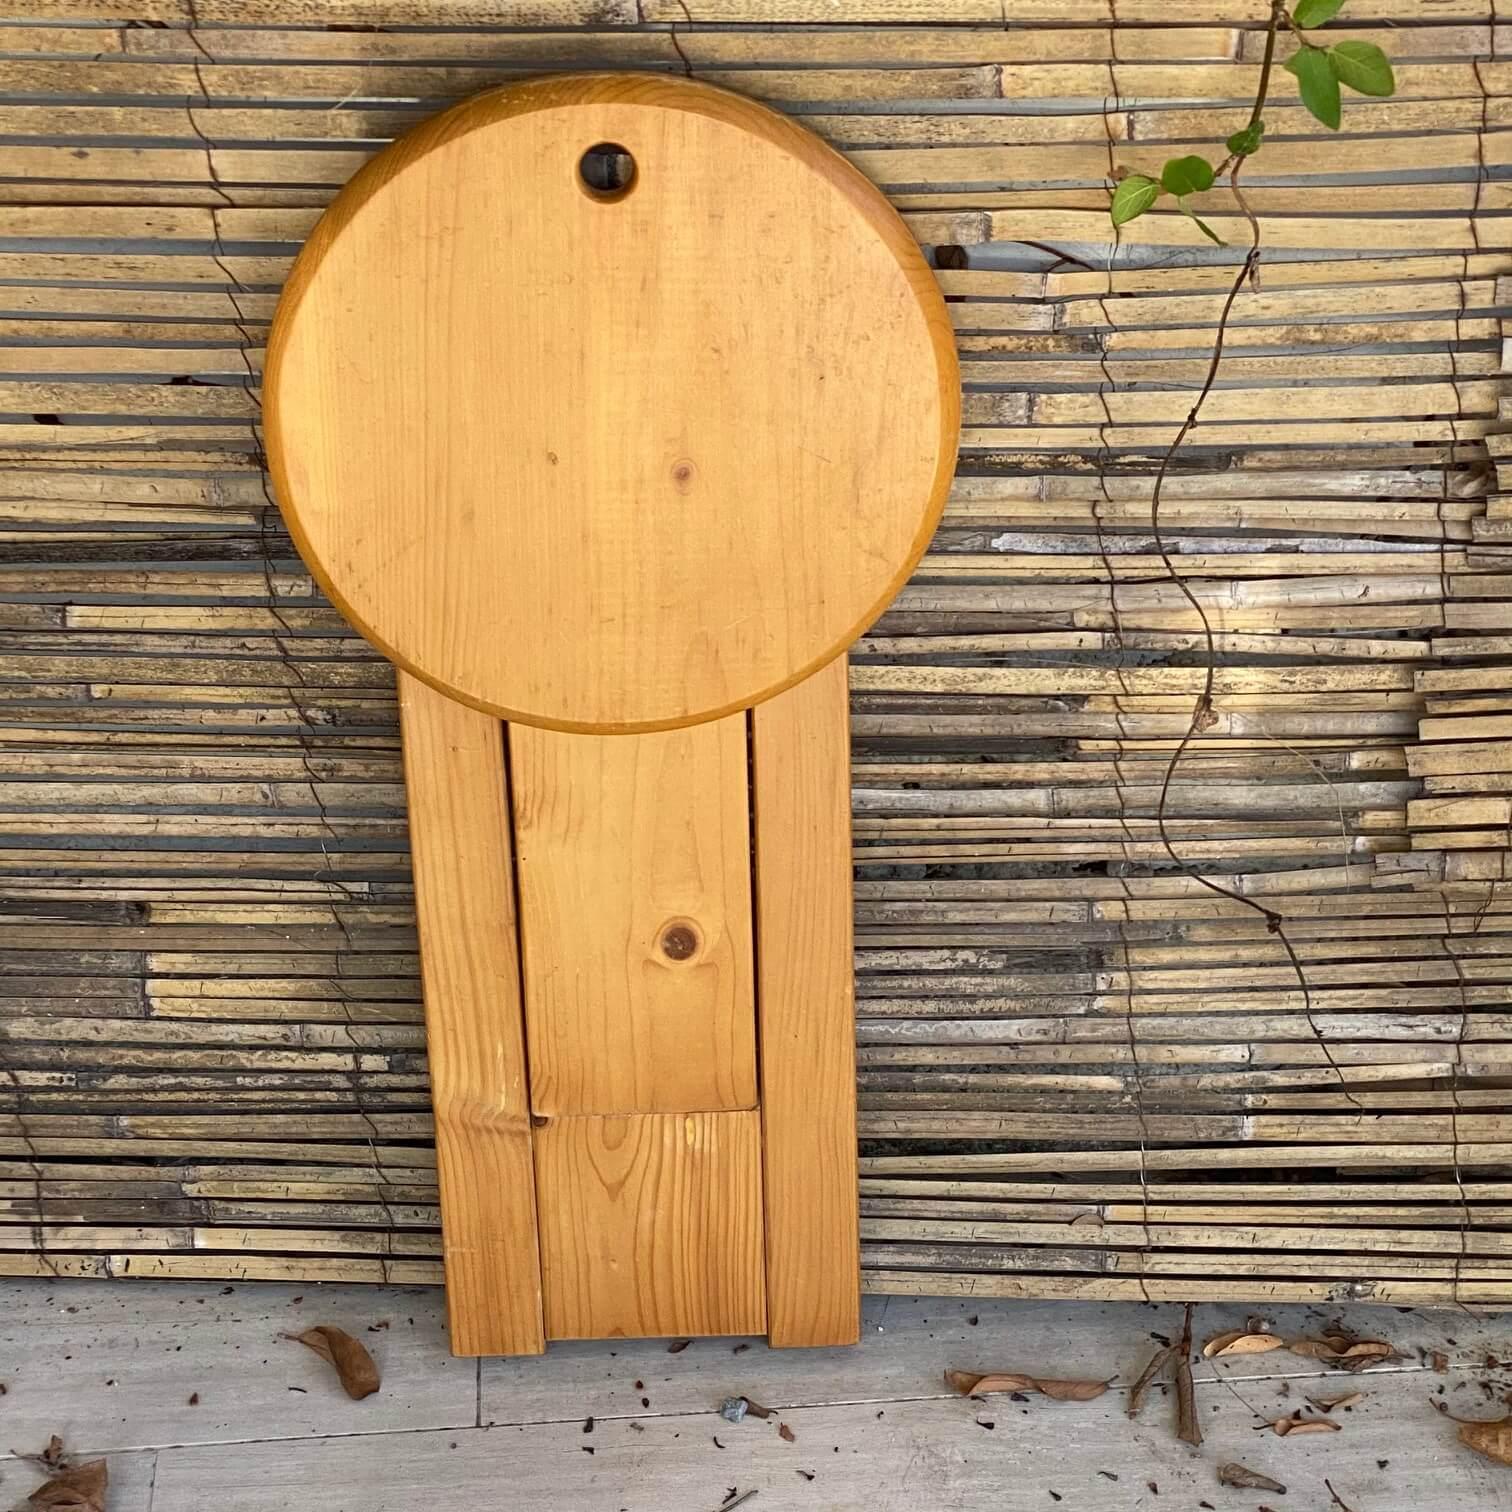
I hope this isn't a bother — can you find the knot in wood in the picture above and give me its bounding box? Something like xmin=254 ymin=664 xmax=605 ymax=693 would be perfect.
xmin=659 ymin=923 xmax=700 ymax=962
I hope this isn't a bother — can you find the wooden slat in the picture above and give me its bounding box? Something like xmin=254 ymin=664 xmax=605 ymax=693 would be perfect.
xmin=508 ymin=717 xmax=757 ymax=1117
xmin=752 ymin=656 xmax=860 ymax=1348
xmin=533 ymin=1110 xmax=766 ymax=1340
xmin=396 ymin=673 xmax=543 ymax=1357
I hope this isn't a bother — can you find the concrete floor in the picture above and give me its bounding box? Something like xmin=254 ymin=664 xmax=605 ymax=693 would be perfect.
xmin=0 ymin=1280 xmax=1509 ymax=1510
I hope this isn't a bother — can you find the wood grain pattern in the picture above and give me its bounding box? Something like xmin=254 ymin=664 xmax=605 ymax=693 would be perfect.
xmin=752 ymin=655 xmax=861 ymax=1347
xmin=509 ymin=715 xmax=757 ymax=1116
xmin=264 ymin=73 xmax=958 ymax=733
xmin=533 ymin=1111 xmax=766 ymax=1340
xmin=397 ymin=673 xmax=543 ymax=1357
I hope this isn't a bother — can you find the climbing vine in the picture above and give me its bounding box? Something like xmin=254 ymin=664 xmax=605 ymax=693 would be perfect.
xmin=1110 ymin=0 xmax=1396 ymax=245
xmin=1093 ymin=0 xmax=1401 ymax=1114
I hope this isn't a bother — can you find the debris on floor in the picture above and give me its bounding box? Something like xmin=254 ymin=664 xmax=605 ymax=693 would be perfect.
xmin=1204 ymin=1329 xmax=1284 ymax=1358
xmin=1173 ymin=1305 xmax=1202 ymax=1448
xmin=1307 ymin=1392 xmax=1365 ymax=1412
xmin=1458 ymin=1414 xmax=1512 ymax=1466
xmin=14 ymin=1437 xmax=107 ymax=1512
xmin=944 ymin=1370 xmax=1111 ymax=1401
xmin=1288 ymin=1328 xmax=1398 ymax=1373
xmin=282 ymin=1325 xmax=381 ymax=1400
xmin=1218 ymin=1462 xmax=1286 ymax=1493
xmin=1270 ymin=1411 xmax=1342 ymax=1437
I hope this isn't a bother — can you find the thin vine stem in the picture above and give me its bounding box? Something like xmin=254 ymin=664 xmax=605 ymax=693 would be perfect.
xmin=1137 ymin=0 xmax=1363 ymax=1108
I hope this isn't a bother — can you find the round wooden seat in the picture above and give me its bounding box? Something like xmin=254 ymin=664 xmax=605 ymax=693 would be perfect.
xmin=266 ymin=73 xmax=958 ymax=732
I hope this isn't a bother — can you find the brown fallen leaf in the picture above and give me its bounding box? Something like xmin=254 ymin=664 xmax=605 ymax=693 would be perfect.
xmin=1287 ymin=1336 xmax=1395 ymax=1372
xmin=27 ymin=1458 xmax=107 ymax=1511
xmin=1308 ymin=1391 xmax=1365 ymax=1412
xmin=1203 ymin=1329 xmax=1284 ymax=1358
xmin=283 ymin=1326 xmax=380 ymax=1400
xmin=1217 ymin=1463 xmax=1286 ymax=1494
xmin=944 ymin=1370 xmax=1109 ymax=1402
xmin=1459 ymin=1414 xmax=1512 ymax=1466
xmin=778 ymin=1422 xmax=796 ymax=1443
xmin=1126 ymin=1344 xmax=1174 ymax=1419
xmin=1272 ymin=1413 xmax=1342 ymax=1437
xmin=1175 ymin=1304 xmax=1202 ymax=1449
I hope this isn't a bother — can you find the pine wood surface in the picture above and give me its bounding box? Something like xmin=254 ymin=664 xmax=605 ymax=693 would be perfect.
xmin=265 ymin=73 xmax=959 ymax=733
xmin=534 ymin=1109 xmax=767 ymax=1339
xmin=753 ymin=656 xmax=861 ymax=1347
xmin=396 ymin=674 xmax=543 ymax=1356
xmin=1 ymin=0 xmax=1510 ymax=1307
xmin=510 ymin=714 xmax=757 ymax=1118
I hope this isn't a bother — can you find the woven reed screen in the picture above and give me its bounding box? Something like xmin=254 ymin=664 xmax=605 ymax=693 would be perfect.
xmin=2 ymin=0 xmax=1511 ymax=1305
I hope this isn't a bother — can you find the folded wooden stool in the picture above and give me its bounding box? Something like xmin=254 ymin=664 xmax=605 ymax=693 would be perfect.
xmin=264 ymin=74 xmax=958 ymax=1356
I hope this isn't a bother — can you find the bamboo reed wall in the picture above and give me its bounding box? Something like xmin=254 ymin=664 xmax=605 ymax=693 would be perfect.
xmin=2 ymin=0 xmax=1511 ymax=1306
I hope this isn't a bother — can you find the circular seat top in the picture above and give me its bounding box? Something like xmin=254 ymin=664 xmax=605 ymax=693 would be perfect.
xmin=266 ymin=73 xmax=958 ymax=733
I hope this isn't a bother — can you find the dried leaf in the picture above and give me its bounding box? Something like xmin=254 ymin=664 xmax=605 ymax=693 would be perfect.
xmin=27 ymin=1459 xmax=108 ymax=1511
xmin=1218 ymin=1463 xmax=1286 ymax=1494
xmin=944 ymin=1369 xmax=1110 ymax=1402
xmin=1308 ymin=1392 xmax=1364 ymax=1412
xmin=1175 ymin=1304 xmax=1202 ymax=1448
xmin=1272 ymin=1413 xmax=1342 ymax=1437
xmin=1127 ymin=1344 xmax=1175 ymax=1419
xmin=1459 ymin=1414 xmax=1512 ymax=1466
xmin=1287 ymin=1336 xmax=1395 ymax=1372
xmin=284 ymin=1326 xmax=380 ymax=1400
xmin=1204 ymin=1330 xmax=1285 ymax=1358
xmin=778 ymin=1422 xmax=796 ymax=1444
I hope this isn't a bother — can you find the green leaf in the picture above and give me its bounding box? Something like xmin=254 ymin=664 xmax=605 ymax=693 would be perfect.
xmin=1159 ymin=155 xmax=1216 ymax=197
xmin=1292 ymin=0 xmax=1345 ymax=26
xmin=1179 ymin=200 xmax=1226 ymax=246
xmin=1328 ymin=39 xmax=1396 ymax=97
xmin=1285 ymin=44 xmax=1342 ymax=130
xmin=1110 ymin=174 xmax=1161 ymax=226
xmin=1225 ymin=120 xmax=1265 ymax=158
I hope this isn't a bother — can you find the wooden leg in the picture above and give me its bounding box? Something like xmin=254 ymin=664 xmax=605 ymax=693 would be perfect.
xmin=752 ymin=655 xmax=861 ymax=1347
xmin=398 ymin=673 xmax=544 ymax=1357
xmin=404 ymin=666 xmax=857 ymax=1352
